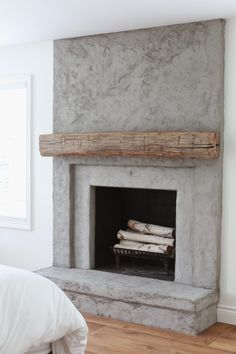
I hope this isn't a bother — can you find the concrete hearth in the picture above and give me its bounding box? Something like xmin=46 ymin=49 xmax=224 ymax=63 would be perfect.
xmin=38 ymin=267 xmax=218 ymax=335
xmin=40 ymin=19 xmax=224 ymax=334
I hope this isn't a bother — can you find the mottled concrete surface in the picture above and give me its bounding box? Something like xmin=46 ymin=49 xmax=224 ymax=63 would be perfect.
xmin=51 ymin=20 xmax=224 ymax=333
xmin=73 ymin=165 xmax=195 ymax=285
xmin=38 ymin=267 xmax=218 ymax=334
xmin=54 ymin=20 xmax=224 ymax=133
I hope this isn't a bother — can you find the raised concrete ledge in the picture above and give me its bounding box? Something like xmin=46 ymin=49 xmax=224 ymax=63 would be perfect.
xmin=38 ymin=267 xmax=217 ymax=312
xmin=38 ymin=267 xmax=218 ymax=334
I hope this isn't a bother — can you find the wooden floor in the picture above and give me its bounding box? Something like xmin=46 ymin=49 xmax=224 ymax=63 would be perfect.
xmin=85 ymin=314 xmax=236 ymax=354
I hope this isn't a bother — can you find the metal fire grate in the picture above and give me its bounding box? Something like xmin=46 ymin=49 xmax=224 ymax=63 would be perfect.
xmin=111 ymin=246 xmax=175 ymax=274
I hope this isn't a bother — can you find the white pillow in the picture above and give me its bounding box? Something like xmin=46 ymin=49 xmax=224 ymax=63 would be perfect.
xmin=0 ymin=265 xmax=88 ymax=354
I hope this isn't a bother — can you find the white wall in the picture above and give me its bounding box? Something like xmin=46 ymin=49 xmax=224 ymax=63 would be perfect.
xmin=0 ymin=41 xmax=53 ymax=271
xmin=218 ymin=18 xmax=236 ymax=325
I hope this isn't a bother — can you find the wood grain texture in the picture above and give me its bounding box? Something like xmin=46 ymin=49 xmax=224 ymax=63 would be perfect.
xmin=117 ymin=230 xmax=175 ymax=246
xmin=128 ymin=219 xmax=175 ymax=238
xmin=114 ymin=242 xmax=173 ymax=255
xmin=85 ymin=314 xmax=236 ymax=354
xmin=39 ymin=131 xmax=220 ymax=159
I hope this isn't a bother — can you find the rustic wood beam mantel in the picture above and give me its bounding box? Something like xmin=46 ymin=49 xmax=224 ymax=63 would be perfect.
xmin=39 ymin=131 xmax=220 ymax=159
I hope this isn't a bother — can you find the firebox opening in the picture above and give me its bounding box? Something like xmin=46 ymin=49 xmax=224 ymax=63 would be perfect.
xmin=95 ymin=186 xmax=177 ymax=280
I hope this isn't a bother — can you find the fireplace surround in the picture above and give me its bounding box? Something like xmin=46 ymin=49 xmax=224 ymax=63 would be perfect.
xmin=39 ymin=19 xmax=224 ymax=334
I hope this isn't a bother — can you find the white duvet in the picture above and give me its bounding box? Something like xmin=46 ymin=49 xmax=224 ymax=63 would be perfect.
xmin=0 ymin=265 xmax=88 ymax=354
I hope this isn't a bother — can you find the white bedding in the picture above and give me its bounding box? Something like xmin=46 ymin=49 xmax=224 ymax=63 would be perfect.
xmin=26 ymin=342 xmax=52 ymax=354
xmin=0 ymin=265 xmax=88 ymax=354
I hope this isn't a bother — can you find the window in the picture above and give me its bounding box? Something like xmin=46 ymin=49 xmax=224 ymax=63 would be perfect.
xmin=0 ymin=75 xmax=31 ymax=229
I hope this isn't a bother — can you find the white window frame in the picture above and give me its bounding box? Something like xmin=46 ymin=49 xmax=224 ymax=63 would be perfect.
xmin=0 ymin=75 xmax=31 ymax=230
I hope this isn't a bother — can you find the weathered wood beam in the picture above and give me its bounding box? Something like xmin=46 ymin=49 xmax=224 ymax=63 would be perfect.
xmin=39 ymin=131 xmax=220 ymax=159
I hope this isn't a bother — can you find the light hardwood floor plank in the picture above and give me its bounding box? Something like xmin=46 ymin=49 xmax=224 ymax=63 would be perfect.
xmin=209 ymin=326 xmax=236 ymax=352
xmin=85 ymin=314 xmax=236 ymax=354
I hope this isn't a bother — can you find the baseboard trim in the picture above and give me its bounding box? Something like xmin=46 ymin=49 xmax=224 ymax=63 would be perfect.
xmin=217 ymin=305 xmax=236 ymax=325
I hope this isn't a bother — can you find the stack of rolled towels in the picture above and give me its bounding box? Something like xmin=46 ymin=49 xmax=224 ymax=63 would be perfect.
xmin=114 ymin=219 xmax=175 ymax=256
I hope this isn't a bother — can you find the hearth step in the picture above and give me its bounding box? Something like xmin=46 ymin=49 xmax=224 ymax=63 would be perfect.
xmin=38 ymin=267 xmax=218 ymax=335
xmin=96 ymin=263 xmax=175 ymax=281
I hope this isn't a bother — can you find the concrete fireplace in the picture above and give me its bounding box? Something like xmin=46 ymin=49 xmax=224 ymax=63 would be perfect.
xmin=39 ymin=19 xmax=224 ymax=334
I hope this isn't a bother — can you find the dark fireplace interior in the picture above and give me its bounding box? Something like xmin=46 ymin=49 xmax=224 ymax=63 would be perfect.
xmin=95 ymin=186 xmax=177 ymax=280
